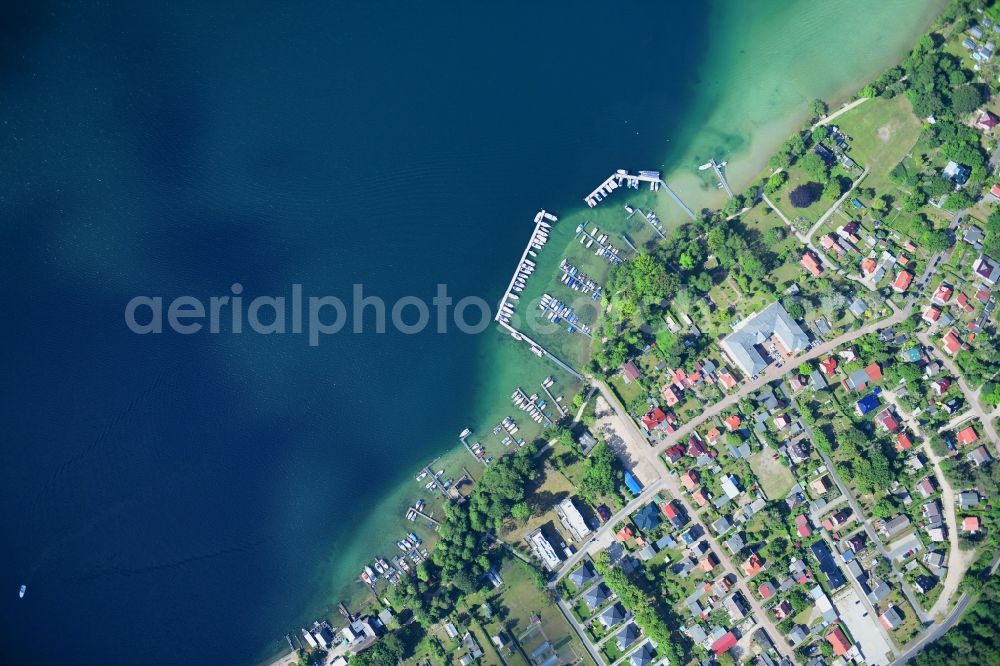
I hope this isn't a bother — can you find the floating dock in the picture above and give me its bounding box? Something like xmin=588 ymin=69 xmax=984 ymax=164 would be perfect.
xmin=584 ymin=169 xmax=661 ymax=207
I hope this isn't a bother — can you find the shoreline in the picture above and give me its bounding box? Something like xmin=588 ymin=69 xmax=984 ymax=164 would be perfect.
xmin=264 ymin=1 xmax=950 ymax=662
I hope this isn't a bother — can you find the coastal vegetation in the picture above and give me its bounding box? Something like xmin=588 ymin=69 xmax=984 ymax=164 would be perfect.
xmin=910 ymin=575 xmax=1000 ymax=666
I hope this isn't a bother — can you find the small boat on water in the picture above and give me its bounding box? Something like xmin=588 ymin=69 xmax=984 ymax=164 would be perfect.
xmin=19 ymin=585 xmax=26 ymax=599
xmin=415 ymin=471 xmax=427 ymax=482
xmin=459 ymin=428 xmax=472 ymax=439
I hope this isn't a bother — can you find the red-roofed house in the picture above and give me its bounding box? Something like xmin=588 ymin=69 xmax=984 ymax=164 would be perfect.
xmin=892 ymin=270 xmax=913 ymax=293
xmin=719 ymin=371 xmax=737 ymax=390
xmin=617 ymin=525 xmax=634 ymax=541
xmin=957 ymin=426 xmax=978 ymax=446
xmin=977 ymin=111 xmax=999 ymax=131
xmin=827 ymin=627 xmax=853 ymax=656
xmin=724 ymin=415 xmax=742 ymax=431
xmin=992 ymin=184 xmax=1000 ymax=199
xmin=758 ymin=581 xmax=776 ymax=600
xmin=861 ymin=257 xmax=878 ymax=276
xmin=621 ymin=361 xmax=641 ymax=384
xmin=923 ymin=306 xmax=941 ymax=324
xmin=641 ymin=407 xmax=668 ymax=431
xmin=801 ymin=250 xmax=823 ymax=277
xmin=957 ymin=292 xmax=974 ymax=313
xmin=664 ymin=444 xmax=685 ymax=463
xmin=774 ymin=600 xmax=793 ymax=620
xmin=963 ymin=516 xmax=980 ymax=533
xmin=700 ymin=553 xmax=718 ymax=572
xmin=977 ymin=287 xmax=992 ymax=303
xmin=876 ymin=409 xmax=900 ymax=433
xmin=681 ymin=470 xmax=699 ymax=491
xmin=661 ymin=501 xmax=679 ymax=519
xmin=933 ymin=283 xmax=954 ymax=305
xmin=896 ymin=433 xmax=913 ymax=452
xmin=706 ymin=427 xmax=722 ymax=444
xmin=711 ymin=631 xmax=738 ymax=657
xmin=820 ymin=357 xmax=838 ymax=376
xmin=688 ymin=437 xmax=708 ymax=458
xmin=774 ymin=413 xmax=791 ymax=430
xmin=932 ymin=378 xmax=952 ymax=396
xmin=742 ymin=553 xmax=764 ymax=577
xmin=795 ymin=514 xmax=812 ymax=538
xmin=942 ymin=329 xmax=962 ymax=355
xmin=867 ymin=362 xmax=883 ymax=383
xmin=692 ymin=487 xmax=710 ymax=507
xmin=662 ymin=385 xmax=681 ymax=407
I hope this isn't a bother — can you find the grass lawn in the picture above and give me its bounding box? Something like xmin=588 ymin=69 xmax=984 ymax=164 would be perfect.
xmin=835 ymin=95 xmax=923 ymax=195
xmin=771 ymin=165 xmax=835 ymax=227
xmin=749 ymin=449 xmax=796 ymax=500
xmin=493 ymin=558 xmax=596 ymax=665
xmin=610 ymin=375 xmax=644 ymax=410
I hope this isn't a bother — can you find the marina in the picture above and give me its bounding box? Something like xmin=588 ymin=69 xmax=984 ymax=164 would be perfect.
xmin=558 ymin=259 xmax=603 ymax=299
xmin=493 ymin=210 xmax=585 ymax=380
xmin=574 ymin=224 xmax=626 ymax=265
xmin=510 ymin=387 xmax=553 ymax=426
xmin=538 ymin=293 xmax=593 ymax=337
xmin=584 ymin=168 xmax=696 ymax=220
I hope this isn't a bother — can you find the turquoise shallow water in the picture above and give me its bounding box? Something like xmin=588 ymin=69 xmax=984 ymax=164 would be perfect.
xmin=0 ymin=1 xmax=942 ymax=664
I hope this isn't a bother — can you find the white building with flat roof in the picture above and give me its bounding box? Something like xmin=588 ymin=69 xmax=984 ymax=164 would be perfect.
xmin=527 ymin=529 xmax=562 ymax=570
xmin=556 ymin=497 xmax=591 ymax=541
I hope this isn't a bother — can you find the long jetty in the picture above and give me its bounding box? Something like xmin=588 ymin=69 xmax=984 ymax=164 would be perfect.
xmin=494 ymin=210 xmax=585 ymax=381
xmin=709 ymin=159 xmax=734 ymax=198
xmin=583 ymin=168 xmax=696 ymax=221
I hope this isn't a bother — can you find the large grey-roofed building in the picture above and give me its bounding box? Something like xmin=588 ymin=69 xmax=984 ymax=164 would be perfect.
xmin=721 ymin=302 xmax=809 ymax=376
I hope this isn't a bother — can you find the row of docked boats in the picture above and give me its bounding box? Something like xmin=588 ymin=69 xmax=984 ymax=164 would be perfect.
xmin=359 ymin=533 xmax=427 ymax=588
xmin=405 ymin=498 xmax=426 ymax=521
xmin=511 ymin=387 xmax=548 ymax=424
xmin=558 ymin=259 xmax=603 ymax=301
xmin=469 ymin=440 xmax=493 ymax=464
xmin=539 ymin=293 xmax=592 ymax=336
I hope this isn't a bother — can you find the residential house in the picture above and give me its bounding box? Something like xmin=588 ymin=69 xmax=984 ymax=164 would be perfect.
xmin=915 ymin=477 xmax=936 ymax=499
xmin=892 ymin=270 xmax=913 ymax=293
xmin=621 ymin=361 xmax=641 ymax=384
xmin=942 ymin=329 xmax=962 ymax=356
xmin=880 ymin=606 xmax=904 ymax=631
xmin=827 ymin=627 xmax=853 ymax=657
xmin=801 ymin=250 xmax=824 ymax=277
xmin=957 ymin=426 xmax=978 ymax=446
xmin=842 ymin=362 xmax=882 ymax=391
xmin=968 ymin=445 xmax=992 ymax=467
xmin=973 ymin=254 xmax=1000 ymax=285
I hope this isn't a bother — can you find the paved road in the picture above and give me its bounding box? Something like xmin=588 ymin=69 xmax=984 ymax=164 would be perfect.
xmin=590 ymin=379 xmax=798 ymax=663
xmin=889 ymin=557 xmax=1000 ymax=665
xmin=883 ymin=389 xmax=973 ymax=620
xmin=554 ymin=596 xmax=603 ymax=666
xmin=551 ymin=479 xmax=665 ymax=585
xmin=650 ymin=301 xmax=912 ymax=456
xmin=805 ymin=420 xmax=929 ymax=624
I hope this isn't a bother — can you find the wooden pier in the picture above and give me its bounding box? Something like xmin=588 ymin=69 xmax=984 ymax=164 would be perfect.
xmin=702 ymin=159 xmax=734 ymax=198
xmin=459 ymin=436 xmax=488 ymax=466
xmin=407 ymin=508 xmax=440 ymax=527
xmin=583 ymin=168 xmax=696 ymax=221
xmin=584 ymin=169 xmax=661 ymax=207
xmin=540 ymin=380 xmax=567 ymax=417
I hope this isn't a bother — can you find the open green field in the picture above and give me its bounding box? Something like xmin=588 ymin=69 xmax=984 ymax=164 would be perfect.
xmin=835 ymin=95 xmax=923 ymax=195
xmin=749 ymin=449 xmax=796 ymax=500
xmin=493 ymin=558 xmax=596 ymax=665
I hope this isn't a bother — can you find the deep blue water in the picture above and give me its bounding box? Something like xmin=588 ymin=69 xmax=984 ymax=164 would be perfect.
xmin=0 ymin=2 xmax=711 ymax=663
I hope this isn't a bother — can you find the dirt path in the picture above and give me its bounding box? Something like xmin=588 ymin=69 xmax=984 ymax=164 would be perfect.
xmin=883 ymin=390 xmax=975 ymax=621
